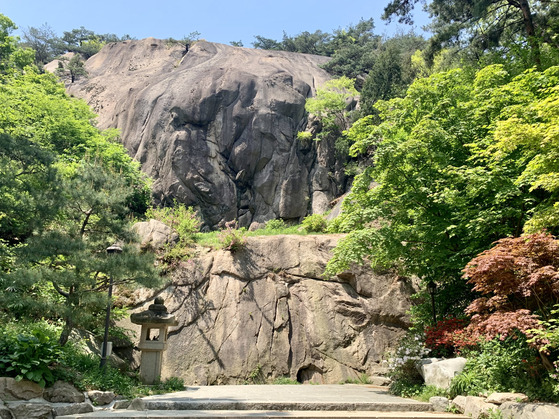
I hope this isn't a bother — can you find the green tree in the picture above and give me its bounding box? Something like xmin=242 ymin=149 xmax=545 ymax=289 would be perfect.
xmin=4 ymin=162 xmax=159 ymax=345
xmin=0 ymin=15 xmax=34 ymax=73
xmin=383 ymin=0 xmax=559 ymax=69
xmin=0 ymin=22 xmax=155 ymax=344
xmin=300 ymin=76 xmax=358 ymax=143
xmin=56 ymin=54 xmax=88 ymax=83
xmin=21 ymin=23 xmax=63 ymax=66
xmin=327 ymin=64 xmax=559 ymax=321
xmin=360 ymin=33 xmax=426 ymax=113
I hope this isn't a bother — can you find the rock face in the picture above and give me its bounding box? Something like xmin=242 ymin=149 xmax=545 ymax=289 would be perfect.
xmin=122 ymin=234 xmax=417 ymax=384
xmin=67 ymin=39 xmax=348 ymax=228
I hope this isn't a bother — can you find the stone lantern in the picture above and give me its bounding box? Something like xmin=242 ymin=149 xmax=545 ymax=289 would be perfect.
xmin=130 ymin=296 xmax=178 ymax=384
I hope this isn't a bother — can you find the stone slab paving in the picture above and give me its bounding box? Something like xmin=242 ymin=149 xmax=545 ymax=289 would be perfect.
xmin=58 ymin=385 xmax=468 ymax=419
xmin=126 ymin=385 xmax=431 ymax=412
xmin=59 ymin=411 xmax=467 ymax=418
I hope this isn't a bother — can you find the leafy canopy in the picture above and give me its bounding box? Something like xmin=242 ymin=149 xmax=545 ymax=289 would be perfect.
xmin=327 ymin=64 xmax=559 ymax=318
xmin=0 ymin=15 xmax=156 ymax=344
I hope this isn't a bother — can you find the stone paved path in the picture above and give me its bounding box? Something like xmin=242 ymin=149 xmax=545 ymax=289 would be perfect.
xmin=59 ymin=385 xmax=467 ymax=418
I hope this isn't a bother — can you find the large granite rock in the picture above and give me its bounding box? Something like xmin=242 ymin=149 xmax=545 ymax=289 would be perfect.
xmin=65 ymin=39 xmax=350 ymax=228
xmin=417 ymin=357 xmax=467 ymax=389
xmin=43 ymin=381 xmax=84 ymax=403
xmin=121 ymin=234 xmax=417 ymax=384
xmin=0 ymin=378 xmax=43 ymax=401
xmin=499 ymin=401 xmax=559 ymax=419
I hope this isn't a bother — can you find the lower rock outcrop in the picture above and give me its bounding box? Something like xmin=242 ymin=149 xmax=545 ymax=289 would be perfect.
xmin=122 ymin=234 xmax=418 ymax=384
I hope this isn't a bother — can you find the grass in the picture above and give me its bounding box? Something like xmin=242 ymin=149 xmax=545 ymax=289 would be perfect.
xmin=193 ymin=222 xmax=320 ymax=249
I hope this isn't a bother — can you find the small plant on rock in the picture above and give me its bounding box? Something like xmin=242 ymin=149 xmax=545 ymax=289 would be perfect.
xmin=302 ymin=214 xmax=328 ymax=233
xmin=218 ymin=224 xmax=247 ymax=252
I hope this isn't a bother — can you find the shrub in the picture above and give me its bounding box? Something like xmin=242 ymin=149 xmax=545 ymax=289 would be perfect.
xmin=146 ymin=202 xmax=202 ymax=246
xmin=264 ymin=219 xmax=287 ymax=231
xmin=463 ymin=233 xmax=559 ymax=341
xmin=302 ymin=214 xmax=328 ymax=233
xmin=450 ymin=333 xmax=558 ymax=401
xmin=218 ymin=227 xmax=247 ymax=252
xmin=388 ymin=331 xmax=429 ymax=397
xmin=424 ymin=317 xmax=476 ymax=357
xmin=0 ymin=322 xmax=62 ymax=387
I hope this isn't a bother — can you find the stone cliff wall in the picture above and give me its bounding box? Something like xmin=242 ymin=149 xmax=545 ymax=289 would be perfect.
xmin=122 ymin=235 xmax=417 ymax=384
xmin=66 ymin=39 xmax=350 ymax=228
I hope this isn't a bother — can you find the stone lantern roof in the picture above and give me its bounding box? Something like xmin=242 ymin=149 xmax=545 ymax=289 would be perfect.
xmin=130 ymin=296 xmax=178 ymax=325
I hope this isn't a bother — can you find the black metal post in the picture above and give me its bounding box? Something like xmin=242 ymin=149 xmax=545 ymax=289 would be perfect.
xmin=100 ymin=245 xmax=122 ymax=369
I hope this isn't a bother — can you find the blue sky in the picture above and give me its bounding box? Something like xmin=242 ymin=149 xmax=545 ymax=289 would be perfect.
xmin=1 ymin=0 xmax=431 ymax=47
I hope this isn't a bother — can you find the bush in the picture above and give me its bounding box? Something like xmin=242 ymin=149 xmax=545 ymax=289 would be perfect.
xmin=425 ymin=317 xmax=475 ymax=357
xmin=264 ymin=219 xmax=287 ymax=231
xmin=0 ymin=322 xmax=62 ymax=387
xmin=218 ymin=227 xmax=247 ymax=252
xmin=146 ymin=202 xmax=202 ymax=246
xmin=450 ymin=333 xmax=558 ymax=401
xmin=302 ymin=214 xmax=328 ymax=233
xmin=388 ymin=331 xmax=429 ymax=397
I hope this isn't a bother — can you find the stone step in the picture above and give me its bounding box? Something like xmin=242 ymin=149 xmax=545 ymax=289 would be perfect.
xmin=126 ymin=399 xmax=435 ymax=412
xmin=58 ymin=409 xmax=469 ymax=418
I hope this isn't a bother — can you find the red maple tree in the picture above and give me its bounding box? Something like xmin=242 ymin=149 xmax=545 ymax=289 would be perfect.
xmin=463 ymin=232 xmax=559 ymax=340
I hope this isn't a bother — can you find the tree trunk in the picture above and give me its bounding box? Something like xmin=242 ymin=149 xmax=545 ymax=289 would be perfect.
xmin=516 ymin=0 xmax=541 ymax=68
xmin=59 ymin=313 xmax=74 ymax=346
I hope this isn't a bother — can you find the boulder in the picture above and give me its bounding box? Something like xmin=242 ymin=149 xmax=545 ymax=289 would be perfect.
xmin=0 ymin=401 xmax=12 ymax=419
xmin=51 ymin=402 xmax=94 ymax=417
xmin=87 ymin=390 xmax=116 ymax=406
xmin=43 ymin=381 xmax=84 ymax=403
xmin=0 ymin=378 xmax=43 ymax=401
xmin=5 ymin=401 xmax=53 ymax=419
xmin=452 ymin=396 xmax=498 ymax=419
xmin=121 ymin=234 xmax=418 ymax=384
xmin=485 ymin=392 xmax=529 ymax=404
xmin=429 ymin=396 xmax=450 ymax=412
xmin=64 ymin=39 xmax=350 ymax=228
xmin=499 ymin=402 xmax=559 ymax=419
xmin=417 ymin=357 xmax=467 ymax=389
xmin=132 ymin=219 xmax=179 ymax=250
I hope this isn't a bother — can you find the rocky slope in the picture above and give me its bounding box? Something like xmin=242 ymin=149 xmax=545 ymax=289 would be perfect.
xmin=66 ymin=39 xmax=350 ymax=228
xmin=122 ymin=234 xmax=417 ymax=384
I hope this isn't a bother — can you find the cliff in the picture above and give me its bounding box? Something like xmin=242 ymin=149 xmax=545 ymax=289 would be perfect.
xmin=122 ymin=234 xmax=417 ymax=384
xmin=66 ymin=39 xmax=350 ymax=228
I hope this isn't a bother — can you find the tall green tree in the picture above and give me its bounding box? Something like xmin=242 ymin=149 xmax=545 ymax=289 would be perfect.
xmin=4 ymin=161 xmax=159 ymax=345
xmin=383 ymin=0 xmax=559 ymax=69
xmin=327 ymin=64 xmax=559 ymax=320
xmin=0 ymin=15 xmax=156 ymax=344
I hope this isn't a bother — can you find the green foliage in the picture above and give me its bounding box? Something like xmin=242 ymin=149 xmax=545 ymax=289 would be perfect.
xmin=301 ymin=214 xmax=328 ymax=233
xmin=450 ymin=334 xmax=558 ymax=401
xmin=55 ymin=54 xmax=88 ymax=83
xmin=0 ymin=15 xmax=35 ymax=74
xmin=147 ymin=202 xmax=201 ymax=245
xmin=302 ymin=76 xmax=358 ymax=144
xmin=273 ymin=376 xmax=300 ymax=385
xmin=0 ymin=321 xmax=61 ymax=387
xmin=246 ymin=363 xmax=265 ymax=384
xmin=327 ymin=64 xmax=559 ymax=323
xmin=360 ymin=34 xmax=426 ymax=113
xmin=264 ymin=219 xmax=287 ymax=231
xmin=388 ymin=331 xmax=429 ymax=397
xmin=218 ymin=227 xmax=247 ymax=252
xmin=383 ymin=0 xmax=559 ymax=70
xmin=0 ymin=30 xmax=156 ymax=344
